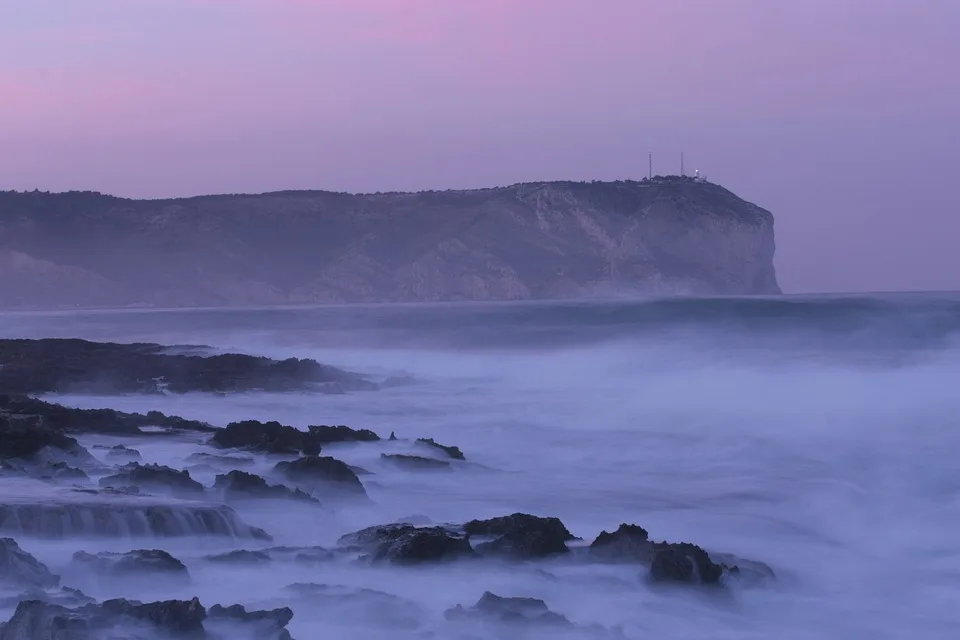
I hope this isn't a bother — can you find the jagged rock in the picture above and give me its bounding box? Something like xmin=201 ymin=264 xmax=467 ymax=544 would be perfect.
xmin=380 ymin=454 xmax=452 ymax=471
xmin=206 ymin=604 xmax=293 ymax=640
xmin=0 ymin=337 xmax=376 ymax=396
xmin=588 ymin=523 xmax=651 ymax=562
xmin=648 ymin=542 xmax=725 ymax=586
xmin=70 ymin=550 xmax=189 ymax=582
xmin=204 ymin=550 xmax=271 ymax=565
xmin=0 ymin=395 xmax=215 ymax=436
xmin=211 ymin=421 xmax=379 ymax=456
xmin=444 ymin=591 xmax=573 ymax=627
xmin=337 ymin=523 xmax=474 ymax=564
xmin=213 ymin=471 xmax=318 ymax=504
xmin=272 ymin=456 xmax=367 ymax=498
xmin=415 ymin=437 xmax=465 ymax=460
xmin=388 ymin=432 xmax=397 ymax=441
xmin=465 ymin=513 xmax=574 ymax=559
xmin=99 ymin=463 xmax=204 ymax=498
xmin=0 ymin=587 xmax=93 ymax=610
xmin=305 ymin=424 xmax=380 ymax=445
xmin=0 ymin=538 xmax=60 ymax=589
xmin=37 ymin=463 xmax=89 ymax=483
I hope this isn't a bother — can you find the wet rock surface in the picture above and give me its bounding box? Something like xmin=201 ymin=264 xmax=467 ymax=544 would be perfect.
xmin=211 ymin=420 xmax=380 ymax=455
xmin=272 ymin=456 xmax=367 ymax=498
xmin=380 ymin=453 xmax=453 ymax=471
xmin=0 ymin=539 xmax=60 ymax=590
xmin=339 ymin=523 xmax=474 ymax=564
xmin=465 ymin=513 xmax=575 ymax=559
xmin=415 ymin=437 xmax=466 ymax=460
xmin=70 ymin=549 xmax=190 ymax=582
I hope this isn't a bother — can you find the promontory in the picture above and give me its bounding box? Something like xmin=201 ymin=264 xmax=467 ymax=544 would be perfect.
xmin=0 ymin=177 xmax=780 ymax=309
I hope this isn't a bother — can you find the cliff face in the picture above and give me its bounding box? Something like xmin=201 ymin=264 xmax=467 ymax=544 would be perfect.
xmin=0 ymin=179 xmax=780 ymax=309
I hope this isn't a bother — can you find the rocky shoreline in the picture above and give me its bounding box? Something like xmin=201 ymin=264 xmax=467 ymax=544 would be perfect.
xmin=0 ymin=339 xmax=775 ymax=639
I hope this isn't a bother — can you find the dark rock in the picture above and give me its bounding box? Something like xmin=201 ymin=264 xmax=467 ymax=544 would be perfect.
xmin=0 ymin=587 xmax=93 ymax=610
xmin=0 ymin=414 xmax=92 ymax=464
xmin=0 ymin=538 xmax=60 ymax=589
xmin=99 ymin=463 xmax=204 ymax=498
xmin=273 ymin=456 xmax=366 ymax=498
xmin=708 ymin=552 xmax=776 ymax=585
xmin=465 ymin=513 xmax=574 ymax=559
xmin=0 ymin=394 xmax=215 ymax=436
xmin=415 ymin=437 xmax=465 ymax=460
xmin=205 ymin=550 xmax=272 ymax=565
xmin=305 ymin=424 xmax=380 ymax=444
xmin=337 ymin=523 xmax=474 ymax=564
xmin=70 ymin=549 xmax=189 ymax=582
xmin=0 ymin=337 xmax=376 ymax=396
xmin=588 ymin=523 xmax=651 ymax=562
xmin=648 ymin=542 xmax=725 ymax=586
xmin=207 ymin=604 xmax=294 ymax=640
xmin=264 ymin=546 xmax=334 ymax=565
xmin=445 ymin=591 xmax=573 ymax=627
xmin=388 ymin=431 xmax=397 ymax=441
xmin=213 ymin=470 xmax=318 ymax=504
xmin=380 ymin=453 xmax=452 ymax=471
xmin=99 ymin=597 xmax=207 ymax=634
xmin=37 ymin=463 xmax=89 ymax=483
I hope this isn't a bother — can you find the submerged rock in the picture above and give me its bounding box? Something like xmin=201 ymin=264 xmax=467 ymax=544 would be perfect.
xmin=0 ymin=538 xmax=60 ymax=590
xmin=186 ymin=452 xmax=255 ymax=468
xmin=415 ymin=437 xmax=465 ymax=460
xmin=70 ymin=549 xmax=189 ymax=583
xmin=283 ymin=582 xmax=424 ymax=630
xmin=272 ymin=456 xmax=367 ymax=498
xmin=465 ymin=513 xmax=575 ymax=559
xmin=204 ymin=550 xmax=272 ymax=565
xmin=445 ymin=591 xmax=573 ymax=627
xmin=380 ymin=453 xmax=452 ymax=471
xmin=99 ymin=463 xmax=204 ymax=498
xmin=206 ymin=604 xmax=294 ymax=640
xmin=337 ymin=523 xmax=474 ymax=564
xmin=213 ymin=470 xmax=318 ymax=504
xmin=100 ymin=445 xmax=142 ymax=462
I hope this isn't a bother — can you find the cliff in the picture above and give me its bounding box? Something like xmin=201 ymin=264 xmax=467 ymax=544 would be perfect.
xmin=0 ymin=178 xmax=780 ymax=309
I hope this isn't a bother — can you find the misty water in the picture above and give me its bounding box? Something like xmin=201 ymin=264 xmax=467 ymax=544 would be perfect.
xmin=3 ymin=295 xmax=960 ymax=639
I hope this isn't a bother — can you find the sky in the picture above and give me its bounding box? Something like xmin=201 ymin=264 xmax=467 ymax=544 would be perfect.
xmin=1 ymin=0 xmax=958 ymax=294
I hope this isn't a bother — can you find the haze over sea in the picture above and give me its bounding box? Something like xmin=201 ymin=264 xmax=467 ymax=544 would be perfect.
xmin=2 ymin=293 xmax=959 ymax=639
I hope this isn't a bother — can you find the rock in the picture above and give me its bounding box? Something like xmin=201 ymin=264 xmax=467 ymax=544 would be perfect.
xmin=101 ymin=445 xmax=141 ymax=462
xmin=70 ymin=549 xmax=189 ymax=582
xmin=36 ymin=462 xmax=89 ymax=483
xmin=0 ymin=414 xmax=93 ymax=465
xmin=0 ymin=394 xmax=215 ymax=436
xmin=0 ymin=337 xmax=376 ymax=396
xmin=0 ymin=597 xmax=206 ymax=640
xmin=415 ymin=437 xmax=465 ymax=460
xmin=213 ymin=471 xmax=318 ymax=504
xmin=337 ymin=523 xmax=474 ymax=564
xmin=648 ymin=542 xmax=725 ymax=586
xmin=588 ymin=523 xmax=651 ymax=562
xmin=272 ymin=456 xmax=367 ymax=498
xmin=305 ymin=424 xmax=380 ymax=445
xmin=380 ymin=454 xmax=452 ymax=471
xmin=464 ymin=513 xmax=574 ymax=559
xmin=211 ymin=420 xmax=305 ymax=455
xmin=99 ymin=463 xmax=204 ymax=498
xmin=0 ymin=538 xmax=60 ymax=590
xmin=388 ymin=431 xmax=397 ymax=441
xmin=263 ymin=546 xmax=334 ymax=565
xmin=0 ymin=596 xmax=296 ymax=640
xmin=204 ymin=550 xmax=272 ymax=565
xmin=212 ymin=421 xmax=380 ymax=456
xmin=444 ymin=591 xmax=573 ymax=627
xmin=0 ymin=587 xmax=93 ymax=611
xmin=708 ymin=551 xmax=776 ymax=585
xmin=207 ymin=604 xmax=293 ymax=640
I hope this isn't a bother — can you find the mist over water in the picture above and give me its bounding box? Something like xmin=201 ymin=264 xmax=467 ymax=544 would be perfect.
xmin=2 ymin=295 xmax=960 ymax=639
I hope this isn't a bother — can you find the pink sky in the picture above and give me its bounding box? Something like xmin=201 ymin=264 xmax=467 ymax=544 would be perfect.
xmin=1 ymin=0 xmax=958 ymax=293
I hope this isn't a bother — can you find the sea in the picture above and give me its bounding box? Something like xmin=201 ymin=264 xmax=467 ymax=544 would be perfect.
xmin=1 ymin=293 xmax=959 ymax=639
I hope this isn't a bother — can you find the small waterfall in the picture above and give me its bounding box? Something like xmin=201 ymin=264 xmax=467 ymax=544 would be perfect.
xmin=0 ymin=503 xmax=266 ymax=539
